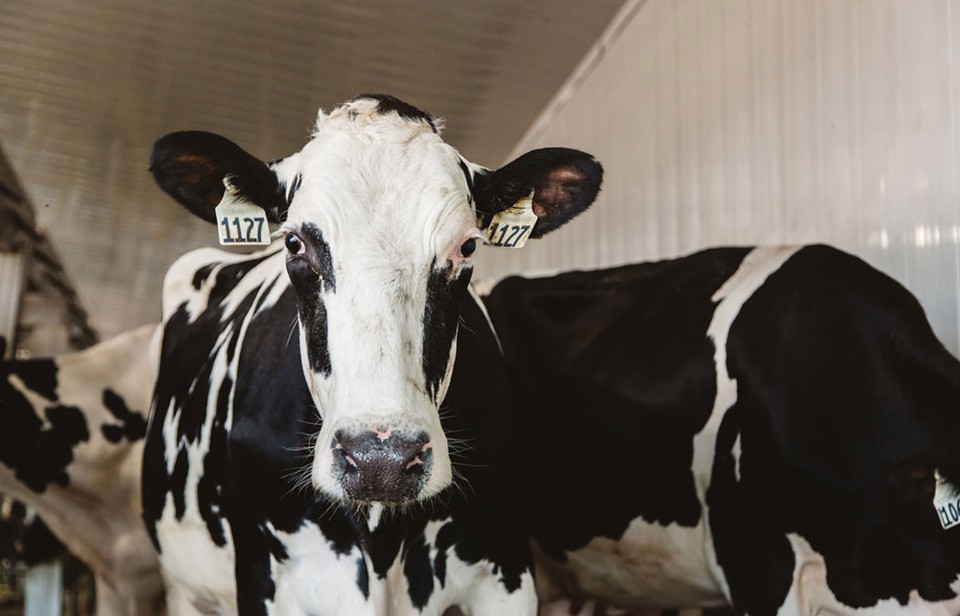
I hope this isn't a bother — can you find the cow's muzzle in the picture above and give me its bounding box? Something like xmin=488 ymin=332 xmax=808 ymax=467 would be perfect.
xmin=332 ymin=428 xmax=432 ymax=503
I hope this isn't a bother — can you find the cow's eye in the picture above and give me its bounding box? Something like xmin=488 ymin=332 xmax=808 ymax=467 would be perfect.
xmin=459 ymin=238 xmax=477 ymax=259
xmin=285 ymin=233 xmax=305 ymax=255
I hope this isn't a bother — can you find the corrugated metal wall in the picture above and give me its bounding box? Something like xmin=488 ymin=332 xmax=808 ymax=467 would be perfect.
xmin=478 ymin=0 xmax=960 ymax=355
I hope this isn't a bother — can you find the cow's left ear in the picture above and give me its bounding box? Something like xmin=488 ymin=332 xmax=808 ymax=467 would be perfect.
xmin=473 ymin=147 xmax=602 ymax=238
xmin=150 ymin=131 xmax=288 ymax=224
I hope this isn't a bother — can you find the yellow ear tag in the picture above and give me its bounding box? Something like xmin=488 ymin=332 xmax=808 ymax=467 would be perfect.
xmin=214 ymin=178 xmax=271 ymax=246
xmin=485 ymin=191 xmax=539 ymax=249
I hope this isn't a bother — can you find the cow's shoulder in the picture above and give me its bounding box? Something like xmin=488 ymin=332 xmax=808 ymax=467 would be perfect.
xmin=161 ymin=244 xmax=286 ymax=325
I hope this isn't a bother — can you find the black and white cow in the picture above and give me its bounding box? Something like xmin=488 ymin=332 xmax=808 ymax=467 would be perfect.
xmin=143 ymin=94 xmax=602 ymax=615
xmin=0 ymin=325 xmax=165 ymax=615
xmin=482 ymin=245 xmax=960 ymax=615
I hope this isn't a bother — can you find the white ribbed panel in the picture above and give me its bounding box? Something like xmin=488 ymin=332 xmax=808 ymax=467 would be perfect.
xmin=0 ymin=253 xmax=24 ymax=357
xmin=479 ymin=0 xmax=960 ymax=355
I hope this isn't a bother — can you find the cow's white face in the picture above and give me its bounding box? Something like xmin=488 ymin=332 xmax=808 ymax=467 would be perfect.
xmin=272 ymin=99 xmax=479 ymax=502
xmin=150 ymin=94 xmax=602 ymax=505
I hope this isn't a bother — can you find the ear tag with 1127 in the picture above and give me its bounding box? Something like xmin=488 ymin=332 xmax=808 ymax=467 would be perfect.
xmin=215 ymin=177 xmax=271 ymax=246
xmin=485 ymin=191 xmax=538 ymax=249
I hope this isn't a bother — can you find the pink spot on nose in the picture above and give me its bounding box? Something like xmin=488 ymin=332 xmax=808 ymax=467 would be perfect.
xmin=405 ymin=456 xmax=423 ymax=470
xmin=373 ymin=427 xmax=394 ymax=442
xmin=421 ymin=442 xmax=432 ymax=453
xmin=344 ymin=455 xmax=358 ymax=468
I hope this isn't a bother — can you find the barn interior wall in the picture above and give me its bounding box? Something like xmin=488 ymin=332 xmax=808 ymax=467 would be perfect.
xmin=478 ymin=0 xmax=960 ymax=356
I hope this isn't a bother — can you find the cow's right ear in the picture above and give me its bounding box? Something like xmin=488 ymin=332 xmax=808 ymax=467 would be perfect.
xmin=149 ymin=131 xmax=288 ymax=224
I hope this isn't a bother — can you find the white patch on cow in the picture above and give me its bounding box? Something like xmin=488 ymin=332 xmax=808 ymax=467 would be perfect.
xmin=366 ymin=503 xmax=383 ymax=531
xmin=277 ymin=100 xmax=476 ymax=502
xmin=267 ymin=521 xmax=370 ymax=615
xmin=155 ymin=496 xmax=236 ymax=615
xmin=692 ymin=245 xmax=801 ymax=597
xmin=534 ymin=516 xmax=728 ymax=610
xmin=732 ymin=433 xmax=742 ymax=483
xmin=468 ymin=284 xmax=503 ymax=353
xmin=776 ymin=533 xmax=960 ymax=615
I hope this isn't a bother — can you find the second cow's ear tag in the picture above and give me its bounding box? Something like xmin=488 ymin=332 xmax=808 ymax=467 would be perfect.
xmin=485 ymin=190 xmax=539 ymax=249
xmin=214 ymin=177 xmax=271 ymax=246
xmin=934 ymin=469 xmax=960 ymax=530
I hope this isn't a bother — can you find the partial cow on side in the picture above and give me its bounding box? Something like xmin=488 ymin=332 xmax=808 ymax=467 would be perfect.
xmin=482 ymin=245 xmax=960 ymax=615
xmin=143 ymin=94 xmax=602 ymax=615
xmin=0 ymin=325 xmax=165 ymax=615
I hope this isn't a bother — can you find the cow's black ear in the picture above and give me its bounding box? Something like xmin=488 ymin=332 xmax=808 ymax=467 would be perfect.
xmin=473 ymin=147 xmax=602 ymax=238
xmin=149 ymin=131 xmax=288 ymax=224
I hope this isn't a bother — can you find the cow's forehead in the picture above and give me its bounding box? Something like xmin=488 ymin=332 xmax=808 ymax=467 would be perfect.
xmin=274 ymin=104 xmax=476 ymax=255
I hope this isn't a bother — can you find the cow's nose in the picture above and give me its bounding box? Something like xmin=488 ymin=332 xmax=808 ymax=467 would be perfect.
xmin=333 ymin=429 xmax=431 ymax=503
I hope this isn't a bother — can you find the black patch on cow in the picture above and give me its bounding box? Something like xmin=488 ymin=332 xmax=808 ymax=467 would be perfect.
xmin=232 ymin=519 xmax=277 ymax=616
xmin=263 ymin=524 xmax=289 ymax=562
xmin=0 ymin=358 xmax=91 ymax=492
xmin=191 ymin=263 xmax=216 ymax=290
xmin=709 ymin=244 xmax=960 ymax=613
xmin=356 ymin=555 xmax=370 ymax=598
xmin=403 ymin=531 xmax=435 ymax=609
xmin=421 ymin=260 xmax=472 ymax=401
xmin=100 ymin=388 xmax=147 ymax=443
xmin=483 ymin=248 xmax=752 ymax=561
xmin=5 ymin=358 xmax=59 ymax=401
xmin=286 ymin=223 xmax=335 ymax=376
xmin=707 ymin=401 xmax=794 ymax=615
xmin=458 ymin=159 xmax=476 ymax=204
xmin=284 ymin=172 xmax=303 ymax=207
xmin=170 ymin=449 xmax=189 ymax=520
xmin=196 ymin=375 xmax=232 ymax=547
xmin=354 ymin=94 xmax=438 ymax=133
xmin=433 ymin=529 xmax=449 ymax=588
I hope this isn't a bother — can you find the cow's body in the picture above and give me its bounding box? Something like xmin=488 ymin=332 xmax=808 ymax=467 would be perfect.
xmin=483 ymin=244 xmax=960 ymax=615
xmin=0 ymin=325 xmax=165 ymax=615
xmin=143 ymin=243 xmax=534 ymax=615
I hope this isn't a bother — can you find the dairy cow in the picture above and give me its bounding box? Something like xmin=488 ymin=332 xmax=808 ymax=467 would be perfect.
xmin=0 ymin=325 xmax=165 ymax=615
xmin=483 ymin=245 xmax=960 ymax=615
xmin=143 ymin=94 xmax=602 ymax=615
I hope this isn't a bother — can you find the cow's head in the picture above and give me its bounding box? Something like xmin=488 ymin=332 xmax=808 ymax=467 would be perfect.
xmin=150 ymin=94 xmax=601 ymax=505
